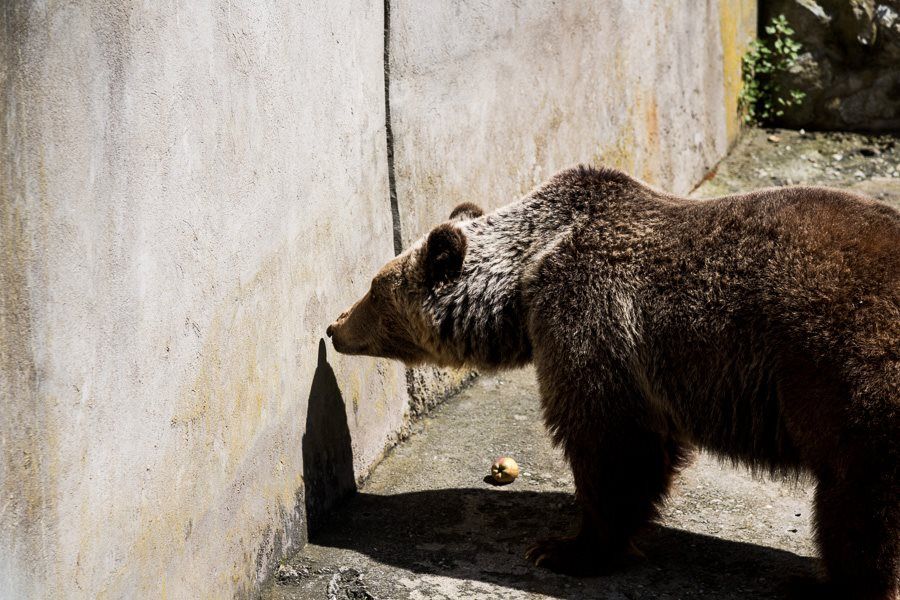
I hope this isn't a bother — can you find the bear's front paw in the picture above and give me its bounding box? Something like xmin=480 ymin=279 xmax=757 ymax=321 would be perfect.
xmin=524 ymin=536 xmax=628 ymax=576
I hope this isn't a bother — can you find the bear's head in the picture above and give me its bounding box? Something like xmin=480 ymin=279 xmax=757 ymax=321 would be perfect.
xmin=326 ymin=202 xmax=485 ymax=366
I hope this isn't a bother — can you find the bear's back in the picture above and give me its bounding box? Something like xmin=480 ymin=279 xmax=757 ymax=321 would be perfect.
xmin=668 ymin=185 xmax=899 ymax=319
xmin=527 ymin=170 xmax=898 ymax=415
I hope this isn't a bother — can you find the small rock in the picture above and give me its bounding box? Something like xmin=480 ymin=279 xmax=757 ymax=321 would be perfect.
xmin=767 ymin=134 xmax=781 ymax=143
xmin=833 ymin=153 xmax=844 ymax=161
xmin=275 ymin=563 xmax=309 ymax=584
xmin=327 ymin=567 xmax=375 ymax=600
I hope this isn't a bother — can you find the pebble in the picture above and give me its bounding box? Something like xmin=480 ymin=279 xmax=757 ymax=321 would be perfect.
xmin=275 ymin=563 xmax=309 ymax=584
xmin=327 ymin=568 xmax=374 ymax=600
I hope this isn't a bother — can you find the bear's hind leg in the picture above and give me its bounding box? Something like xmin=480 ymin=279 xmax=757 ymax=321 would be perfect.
xmin=812 ymin=456 xmax=899 ymax=600
xmin=526 ymin=427 xmax=689 ymax=575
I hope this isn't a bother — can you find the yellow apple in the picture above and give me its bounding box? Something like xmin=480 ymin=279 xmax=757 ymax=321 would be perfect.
xmin=491 ymin=457 xmax=520 ymax=484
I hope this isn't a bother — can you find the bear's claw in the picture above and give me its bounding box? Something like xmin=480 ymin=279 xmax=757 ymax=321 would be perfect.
xmin=524 ymin=536 xmax=605 ymax=576
xmin=525 ymin=536 xmax=645 ymax=576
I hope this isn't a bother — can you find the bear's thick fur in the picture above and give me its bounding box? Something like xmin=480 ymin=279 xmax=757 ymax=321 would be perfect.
xmin=327 ymin=166 xmax=899 ymax=598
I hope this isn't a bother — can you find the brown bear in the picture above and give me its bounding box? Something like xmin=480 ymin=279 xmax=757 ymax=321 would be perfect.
xmin=326 ymin=166 xmax=899 ymax=599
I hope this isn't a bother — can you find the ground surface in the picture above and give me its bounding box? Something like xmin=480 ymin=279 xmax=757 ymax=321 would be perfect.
xmin=693 ymin=127 xmax=900 ymax=210
xmin=263 ymin=129 xmax=900 ymax=600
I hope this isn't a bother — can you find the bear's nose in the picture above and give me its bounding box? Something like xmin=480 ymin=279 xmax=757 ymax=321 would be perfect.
xmin=326 ymin=324 xmax=335 ymax=338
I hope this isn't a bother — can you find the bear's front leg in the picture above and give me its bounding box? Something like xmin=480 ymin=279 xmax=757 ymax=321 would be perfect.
xmin=524 ymin=526 xmax=611 ymax=576
xmin=526 ymin=426 xmax=688 ymax=576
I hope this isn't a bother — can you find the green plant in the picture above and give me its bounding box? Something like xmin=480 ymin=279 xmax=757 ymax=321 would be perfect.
xmin=739 ymin=14 xmax=806 ymax=125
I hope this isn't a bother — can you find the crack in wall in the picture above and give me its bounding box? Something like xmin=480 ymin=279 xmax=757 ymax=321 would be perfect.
xmin=383 ymin=0 xmax=402 ymax=256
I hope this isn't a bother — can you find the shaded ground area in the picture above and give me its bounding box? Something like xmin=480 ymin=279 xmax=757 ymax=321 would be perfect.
xmin=264 ymin=128 xmax=899 ymax=599
xmin=265 ymin=371 xmax=815 ymax=600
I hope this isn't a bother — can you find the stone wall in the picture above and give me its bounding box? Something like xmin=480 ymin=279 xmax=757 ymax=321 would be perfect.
xmin=1 ymin=1 xmax=754 ymax=597
xmin=763 ymin=0 xmax=900 ymax=130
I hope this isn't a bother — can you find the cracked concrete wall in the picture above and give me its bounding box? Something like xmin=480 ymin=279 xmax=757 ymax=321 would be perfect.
xmin=2 ymin=1 xmax=754 ymax=598
xmin=1 ymin=2 xmax=407 ymax=598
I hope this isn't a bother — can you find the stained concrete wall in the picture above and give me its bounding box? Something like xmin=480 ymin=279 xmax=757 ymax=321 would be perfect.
xmin=389 ymin=0 xmax=757 ymax=239
xmin=2 ymin=1 xmax=754 ymax=598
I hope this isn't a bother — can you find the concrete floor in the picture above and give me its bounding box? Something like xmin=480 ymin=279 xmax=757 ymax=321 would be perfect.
xmin=263 ymin=129 xmax=900 ymax=600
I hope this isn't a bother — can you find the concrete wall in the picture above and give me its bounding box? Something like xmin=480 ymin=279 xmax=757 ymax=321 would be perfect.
xmin=389 ymin=0 xmax=757 ymax=241
xmin=1 ymin=1 xmax=754 ymax=598
xmin=721 ymin=0 xmax=762 ymax=142
xmin=1 ymin=2 xmax=407 ymax=598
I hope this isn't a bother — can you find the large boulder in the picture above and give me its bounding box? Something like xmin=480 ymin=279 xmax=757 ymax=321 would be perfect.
xmin=762 ymin=0 xmax=900 ymax=130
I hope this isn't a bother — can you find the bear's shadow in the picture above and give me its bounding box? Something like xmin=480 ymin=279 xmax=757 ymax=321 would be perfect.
xmin=300 ymin=341 xmax=816 ymax=597
xmin=311 ymin=487 xmax=817 ymax=599
xmin=302 ymin=340 xmax=356 ymax=535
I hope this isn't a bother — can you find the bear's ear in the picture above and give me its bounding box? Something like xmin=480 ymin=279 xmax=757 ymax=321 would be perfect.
xmin=422 ymin=224 xmax=467 ymax=287
xmin=448 ymin=202 xmax=484 ymax=221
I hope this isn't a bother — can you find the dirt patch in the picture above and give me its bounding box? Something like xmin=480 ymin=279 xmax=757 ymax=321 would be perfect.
xmin=693 ymin=128 xmax=900 ymax=211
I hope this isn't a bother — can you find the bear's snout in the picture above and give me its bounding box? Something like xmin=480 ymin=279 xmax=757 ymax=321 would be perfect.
xmin=326 ymin=314 xmax=354 ymax=353
xmin=326 ymin=319 xmax=343 ymax=340
xmin=326 ymin=320 xmax=345 ymax=352
xmin=327 ymin=297 xmax=382 ymax=357
xmin=326 ymin=310 xmax=350 ymax=339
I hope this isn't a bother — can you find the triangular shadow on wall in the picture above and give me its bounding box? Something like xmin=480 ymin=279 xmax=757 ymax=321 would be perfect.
xmin=302 ymin=339 xmax=356 ymax=536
